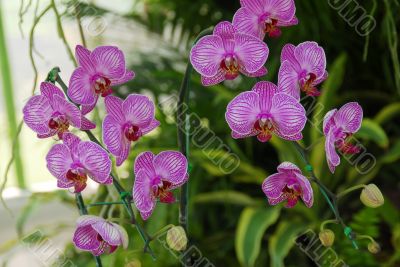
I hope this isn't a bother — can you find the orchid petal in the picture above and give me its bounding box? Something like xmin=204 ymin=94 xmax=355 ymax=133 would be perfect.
xmin=122 ymin=94 xmax=155 ymax=127
xmin=133 ymin=169 xmax=156 ymax=220
xmin=68 ymin=67 xmax=96 ymax=106
xmin=46 ymin=144 xmax=73 ymax=179
xmin=233 ymin=7 xmax=264 ymax=39
xmin=252 ymin=81 xmax=277 ymax=113
xmin=262 ymin=173 xmax=288 ymax=199
xmin=334 ymin=102 xmax=363 ymax=133
xmin=91 ymin=46 xmax=126 ymax=79
xmin=23 ymin=95 xmax=53 ymax=134
xmin=271 ymin=93 xmax=306 ymax=136
xmin=75 ymin=45 xmax=95 ymax=73
xmin=73 ymin=225 xmax=100 ymax=251
xmin=190 ymin=35 xmax=225 ymax=77
xmin=154 ymin=151 xmax=188 ymax=187
xmin=104 ymin=95 xmax=125 ymax=123
xmin=234 ymin=33 xmax=269 ymax=73
xmin=79 ymin=141 xmax=111 ymax=183
xmin=134 ymin=151 xmax=156 ymax=177
xmin=225 ymin=91 xmax=260 ymax=134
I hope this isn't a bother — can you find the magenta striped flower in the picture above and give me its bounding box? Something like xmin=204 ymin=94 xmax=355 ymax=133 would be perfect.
xmin=46 ymin=133 xmax=112 ymax=193
xmin=278 ymin=42 xmax=328 ymax=100
xmin=323 ymin=102 xmax=363 ymax=173
xmin=233 ymin=0 xmax=298 ymax=39
xmin=133 ymin=151 xmax=188 ymax=220
xmin=23 ymin=82 xmax=94 ymax=139
xmin=225 ymin=81 xmax=306 ymax=142
xmin=68 ymin=45 xmax=135 ymax=115
xmin=190 ymin=21 xmax=269 ymax=86
xmin=73 ymin=215 xmax=128 ymax=256
xmin=262 ymin=162 xmax=313 ymax=208
xmin=102 ymin=95 xmax=160 ymax=166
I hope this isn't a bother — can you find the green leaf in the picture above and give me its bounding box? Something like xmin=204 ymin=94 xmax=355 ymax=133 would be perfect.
xmin=235 ymin=207 xmax=280 ymax=267
xmin=374 ymin=102 xmax=400 ymax=125
xmin=269 ymin=222 xmax=306 ymax=267
xmin=194 ymin=190 xmax=262 ymax=206
xmin=381 ymin=139 xmax=400 ymax=164
xmin=356 ymin=119 xmax=389 ymax=148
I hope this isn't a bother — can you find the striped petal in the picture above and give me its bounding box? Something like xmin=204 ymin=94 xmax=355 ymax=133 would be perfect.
xmin=225 ymin=91 xmax=260 ymax=134
xmin=154 ymin=151 xmax=188 ymax=187
xmin=190 ymin=35 xmax=225 ymax=77
xmin=234 ymin=33 xmax=269 ymax=73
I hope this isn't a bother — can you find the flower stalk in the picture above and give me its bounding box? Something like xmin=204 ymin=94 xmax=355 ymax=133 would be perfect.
xmin=176 ymin=27 xmax=213 ymax=255
xmin=292 ymin=141 xmax=359 ymax=249
xmin=50 ymin=68 xmax=156 ymax=259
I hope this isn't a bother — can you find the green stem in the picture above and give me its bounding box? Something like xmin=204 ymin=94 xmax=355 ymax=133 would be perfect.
xmin=0 ymin=1 xmax=25 ymax=188
xmin=337 ymin=184 xmax=366 ymax=199
xmin=292 ymin=141 xmax=358 ymax=249
xmin=176 ymin=28 xmax=213 ymax=263
xmin=320 ymin=219 xmax=338 ymax=231
xmin=75 ymin=193 xmax=103 ymax=267
xmin=52 ymin=69 xmax=156 ymax=259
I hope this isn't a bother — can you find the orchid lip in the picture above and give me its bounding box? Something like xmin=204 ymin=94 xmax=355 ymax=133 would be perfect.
xmin=92 ymin=74 xmax=112 ymax=96
xmin=220 ymin=55 xmax=240 ymax=79
xmin=123 ymin=123 xmax=142 ymax=141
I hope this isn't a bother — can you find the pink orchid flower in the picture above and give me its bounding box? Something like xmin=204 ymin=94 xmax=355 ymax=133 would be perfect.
xmin=23 ymin=82 xmax=94 ymax=139
xmin=225 ymin=81 xmax=306 ymax=142
xmin=102 ymin=95 xmax=160 ymax=166
xmin=262 ymin=162 xmax=313 ymax=208
xmin=278 ymin=42 xmax=328 ymax=99
xmin=46 ymin=133 xmax=112 ymax=192
xmin=133 ymin=151 xmax=188 ymax=220
xmin=73 ymin=215 xmax=128 ymax=256
xmin=190 ymin=21 xmax=269 ymax=86
xmin=323 ymin=102 xmax=363 ymax=173
xmin=68 ymin=45 xmax=135 ymax=115
xmin=233 ymin=0 xmax=298 ymax=39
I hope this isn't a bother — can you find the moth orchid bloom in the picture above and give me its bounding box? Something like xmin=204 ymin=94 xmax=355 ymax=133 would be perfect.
xmin=102 ymin=95 xmax=160 ymax=166
xmin=262 ymin=162 xmax=313 ymax=208
xmin=46 ymin=133 xmax=112 ymax=192
xmin=133 ymin=151 xmax=188 ymax=220
xmin=225 ymin=81 xmax=306 ymax=142
xmin=278 ymin=42 xmax=328 ymax=99
xmin=233 ymin=0 xmax=298 ymax=39
xmin=23 ymin=82 xmax=94 ymax=139
xmin=68 ymin=45 xmax=135 ymax=115
xmin=190 ymin=21 xmax=269 ymax=86
xmin=73 ymin=215 xmax=128 ymax=256
xmin=323 ymin=102 xmax=363 ymax=173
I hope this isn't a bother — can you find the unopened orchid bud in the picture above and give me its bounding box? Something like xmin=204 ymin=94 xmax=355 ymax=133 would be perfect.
xmin=368 ymin=241 xmax=380 ymax=254
xmin=319 ymin=229 xmax=335 ymax=247
xmin=360 ymin=184 xmax=384 ymax=208
xmin=166 ymin=226 xmax=188 ymax=251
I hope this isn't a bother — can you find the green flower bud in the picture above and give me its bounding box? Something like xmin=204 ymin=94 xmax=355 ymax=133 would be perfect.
xmin=319 ymin=229 xmax=335 ymax=247
xmin=360 ymin=184 xmax=384 ymax=208
xmin=368 ymin=241 xmax=380 ymax=254
xmin=166 ymin=226 xmax=187 ymax=251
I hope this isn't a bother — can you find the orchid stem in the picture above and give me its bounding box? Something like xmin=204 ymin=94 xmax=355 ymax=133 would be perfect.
xmin=337 ymin=184 xmax=366 ymax=199
xmin=177 ymin=28 xmax=213 ymax=264
xmin=75 ymin=193 xmax=103 ymax=267
xmin=52 ymin=68 xmax=156 ymax=260
xmin=292 ymin=141 xmax=359 ymax=249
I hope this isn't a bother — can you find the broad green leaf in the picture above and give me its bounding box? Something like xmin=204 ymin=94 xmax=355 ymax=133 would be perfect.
xmin=356 ymin=119 xmax=389 ymax=148
xmin=381 ymin=140 xmax=400 ymax=164
xmin=374 ymin=102 xmax=400 ymax=125
xmin=269 ymin=222 xmax=306 ymax=267
xmin=235 ymin=207 xmax=280 ymax=267
xmin=194 ymin=190 xmax=262 ymax=206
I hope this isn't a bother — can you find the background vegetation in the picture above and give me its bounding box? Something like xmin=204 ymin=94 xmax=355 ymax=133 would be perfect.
xmin=1 ymin=0 xmax=400 ymax=266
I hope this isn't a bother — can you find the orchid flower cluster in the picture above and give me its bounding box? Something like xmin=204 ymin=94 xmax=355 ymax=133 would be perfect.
xmin=21 ymin=0 xmax=384 ymax=262
xmin=23 ymin=45 xmax=188 ymax=257
xmin=191 ymin=0 xmax=383 ymax=251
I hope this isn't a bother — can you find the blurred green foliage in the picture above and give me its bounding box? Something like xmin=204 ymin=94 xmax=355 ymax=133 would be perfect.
xmin=5 ymin=0 xmax=400 ymax=266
